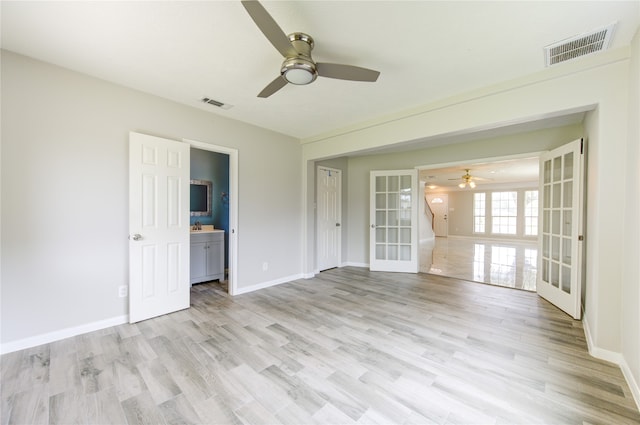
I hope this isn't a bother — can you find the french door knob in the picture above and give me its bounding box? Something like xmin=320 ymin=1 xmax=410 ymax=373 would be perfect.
xmin=131 ymin=234 xmax=142 ymax=241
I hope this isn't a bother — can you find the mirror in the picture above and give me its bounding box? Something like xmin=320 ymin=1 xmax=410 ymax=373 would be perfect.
xmin=190 ymin=179 xmax=212 ymax=216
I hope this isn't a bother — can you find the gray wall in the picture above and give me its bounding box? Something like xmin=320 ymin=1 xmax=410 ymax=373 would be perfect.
xmin=1 ymin=51 xmax=302 ymax=347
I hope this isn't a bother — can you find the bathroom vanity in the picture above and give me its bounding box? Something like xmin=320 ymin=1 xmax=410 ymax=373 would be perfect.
xmin=190 ymin=228 xmax=224 ymax=284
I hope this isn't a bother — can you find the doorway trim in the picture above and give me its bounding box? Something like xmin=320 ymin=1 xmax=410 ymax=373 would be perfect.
xmin=184 ymin=138 xmax=239 ymax=295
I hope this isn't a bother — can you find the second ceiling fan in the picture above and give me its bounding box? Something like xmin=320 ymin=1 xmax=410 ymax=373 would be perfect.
xmin=449 ymin=169 xmax=491 ymax=189
xmin=241 ymin=0 xmax=380 ymax=98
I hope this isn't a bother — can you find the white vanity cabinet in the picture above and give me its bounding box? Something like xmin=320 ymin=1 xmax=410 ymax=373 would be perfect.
xmin=190 ymin=230 xmax=224 ymax=284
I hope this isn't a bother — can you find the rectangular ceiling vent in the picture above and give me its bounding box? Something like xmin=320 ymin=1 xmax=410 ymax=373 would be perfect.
xmin=201 ymin=97 xmax=233 ymax=110
xmin=544 ymin=22 xmax=616 ymax=67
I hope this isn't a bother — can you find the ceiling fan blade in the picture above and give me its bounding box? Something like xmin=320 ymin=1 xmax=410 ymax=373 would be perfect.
xmin=241 ymin=0 xmax=297 ymax=58
xmin=316 ymin=63 xmax=380 ymax=82
xmin=257 ymin=76 xmax=288 ymax=98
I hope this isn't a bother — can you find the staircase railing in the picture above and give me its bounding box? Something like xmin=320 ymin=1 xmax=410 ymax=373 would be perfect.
xmin=425 ymin=197 xmax=435 ymax=230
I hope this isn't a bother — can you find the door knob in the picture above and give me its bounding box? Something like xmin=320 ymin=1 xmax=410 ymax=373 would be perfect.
xmin=131 ymin=234 xmax=142 ymax=241
xmin=336 ymin=223 xmax=341 ymax=227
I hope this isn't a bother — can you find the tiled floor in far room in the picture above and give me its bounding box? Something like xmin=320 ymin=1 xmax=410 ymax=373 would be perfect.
xmin=420 ymin=236 xmax=538 ymax=291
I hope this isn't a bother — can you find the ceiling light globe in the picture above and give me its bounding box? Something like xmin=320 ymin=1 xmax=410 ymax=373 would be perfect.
xmin=458 ymin=183 xmax=466 ymax=189
xmin=281 ymin=57 xmax=317 ymax=85
xmin=469 ymin=181 xmax=476 ymax=188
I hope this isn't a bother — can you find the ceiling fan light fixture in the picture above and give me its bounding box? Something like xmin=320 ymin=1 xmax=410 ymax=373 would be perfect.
xmin=281 ymin=57 xmax=317 ymax=85
xmin=469 ymin=181 xmax=476 ymax=188
xmin=459 ymin=182 xmax=466 ymax=189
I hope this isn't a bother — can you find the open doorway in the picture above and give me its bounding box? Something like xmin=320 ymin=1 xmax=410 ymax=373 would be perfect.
xmin=419 ymin=155 xmax=540 ymax=291
xmin=186 ymin=139 xmax=239 ymax=295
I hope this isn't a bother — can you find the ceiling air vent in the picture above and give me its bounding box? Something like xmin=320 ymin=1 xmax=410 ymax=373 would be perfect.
xmin=201 ymin=97 xmax=233 ymax=110
xmin=544 ymin=22 xmax=616 ymax=67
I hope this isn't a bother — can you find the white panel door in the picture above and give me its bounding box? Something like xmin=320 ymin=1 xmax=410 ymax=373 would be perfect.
xmin=129 ymin=132 xmax=190 ymax=323
xmin=370 ymin=170 xmax=419 ymax=273
xmin=317 ymin=167 xmax=341 ymax=271
xmin=537 ymin=138 xmax=584 ymax=319
xmin=427 ymin=194 xmax=449 ymax=237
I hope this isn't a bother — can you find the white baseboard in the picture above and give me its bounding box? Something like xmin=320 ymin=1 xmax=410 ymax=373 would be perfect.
xmin=2 ymin=274 xmax=305 ymax=353
xmin=620 ymin=357 xmax=640 ymax=411
xmin=583 ymin=315 xmax=640 ymax=411
xmin=345 ymin=262 xmax=369 ymax=268
xmin=233 ymin=273 xmax=305 ymax=295
xmin=583 ymin=315 xmax=623 ymax=363
xmin=0 ymin=314 xmax=128 ymax=355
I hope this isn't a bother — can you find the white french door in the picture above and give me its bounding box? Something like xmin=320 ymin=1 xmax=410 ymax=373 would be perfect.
xmin=129 ymin=132 xmax=190 ymax=323
xmin=370 ymin=170 xmax=419 ymax=273
xmin=317 ymin=167 xmax=341 ymax=271
xmin=537 ymin=138 xmax=585 ymax=319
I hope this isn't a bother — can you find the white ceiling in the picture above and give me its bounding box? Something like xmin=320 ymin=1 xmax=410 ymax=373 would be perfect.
xmin=420 ymin=156 xmax=540 ymax=192
xmin=2 ymin=1 xmax=638 ymax=140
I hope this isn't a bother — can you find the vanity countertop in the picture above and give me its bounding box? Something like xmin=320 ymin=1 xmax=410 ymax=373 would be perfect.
xmin=190 ymin=225 xmax=223 ymax=234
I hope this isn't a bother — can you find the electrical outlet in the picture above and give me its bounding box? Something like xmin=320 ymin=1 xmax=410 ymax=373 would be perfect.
xmin=118 ymin=285 xmax=128 ymax=298
xmin=262 ymin=262 xmax=268 ymax=271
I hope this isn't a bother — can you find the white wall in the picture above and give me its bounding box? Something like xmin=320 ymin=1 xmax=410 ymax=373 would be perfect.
xmin=301 ymin=46 xmax=637 ymax=402
xmin=1 ymin=51 xmax=302 ymax=350
xmin=621 ymin=27 xmax=640 ymax=406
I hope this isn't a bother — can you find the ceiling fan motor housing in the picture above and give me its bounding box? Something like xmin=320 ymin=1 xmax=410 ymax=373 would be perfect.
xmin=281 ymin=32 xmax=317 ymax=85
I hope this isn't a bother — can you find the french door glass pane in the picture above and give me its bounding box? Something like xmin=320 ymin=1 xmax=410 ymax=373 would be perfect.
xmin=400 ymin=245 xmax=411 ymax=260
xmin=374 ymin=173 xmax=414 ymax=265
xmin=563 ymin=211 xmax=572 ymax=236
xmin=544 ymin=160 xmax=551 ymax=184
xmin=540 ymin=147 xmax=576 ymax=297
xmin=553 ymin=157 xmax=562 ymax=181
xmin=563 ymin=181 xmax=573 ymax=207
xmin=564 ymin=152 xmax=574 ymax=179
xmin=562 ymin=266 xmax=571 ymax=293
xmin=389 ymin=176 xmax=399 ymax=191
xmin=376 ymin=244 xmax=385 ymax=260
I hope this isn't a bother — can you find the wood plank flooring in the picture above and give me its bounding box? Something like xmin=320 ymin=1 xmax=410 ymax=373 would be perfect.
xmin=2 ymin=267 xmax=639 ymax=424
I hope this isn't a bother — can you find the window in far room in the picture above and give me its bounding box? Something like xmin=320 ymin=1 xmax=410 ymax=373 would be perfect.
xmin=524 ymin=190 xmax=539 ymax=236
xmin=491 ymin=191 xmax=517 ymax=234
xmin=473 ymin=192 xmax=486 ymax=233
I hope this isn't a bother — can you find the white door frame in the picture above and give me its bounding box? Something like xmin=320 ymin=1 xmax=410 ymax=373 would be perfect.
xmin=316 ymin=166 xmax=342 ymax=272
xmin=184 ymin=138 xmax=239 ymax=296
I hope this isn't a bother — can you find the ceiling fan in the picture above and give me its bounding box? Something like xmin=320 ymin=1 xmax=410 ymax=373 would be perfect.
xmin=449 ymin=169 xmax=489 ymax=188
xmin=241 ymin=0 xmax=380 ymax=98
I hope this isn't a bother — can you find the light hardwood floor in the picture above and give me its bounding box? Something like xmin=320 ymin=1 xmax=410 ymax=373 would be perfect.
xmin=2 ymin=268 xmax=639 ymax=424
